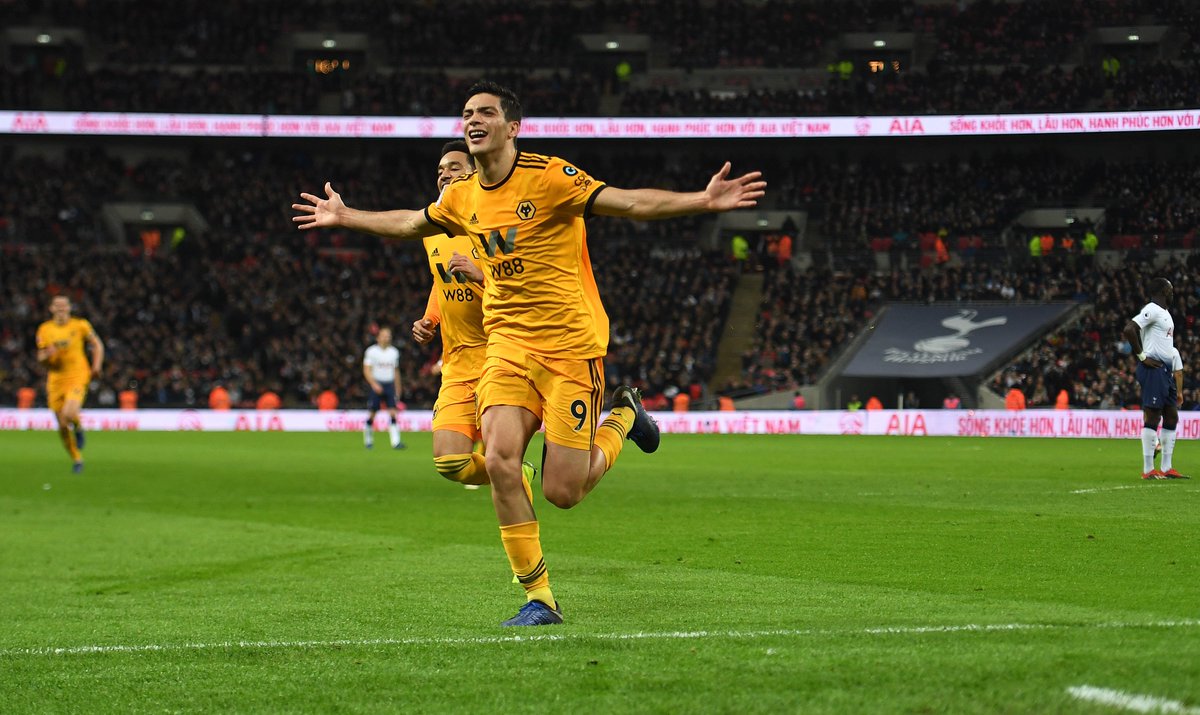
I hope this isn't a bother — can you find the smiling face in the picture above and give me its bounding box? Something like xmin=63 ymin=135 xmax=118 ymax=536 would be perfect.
xmin=461 ymin=93 xmax=519 ymax=157
xmin=437 ymin=150 xmax=472 ymax=191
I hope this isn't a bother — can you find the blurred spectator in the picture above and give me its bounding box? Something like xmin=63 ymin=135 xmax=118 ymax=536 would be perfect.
xmin=256 ymin=390 xmax=281 ymax=411
xmin=316 ymin=389 xmax=339 ymax=411
xmin=209 ymin=384 xmax=231 ymax=411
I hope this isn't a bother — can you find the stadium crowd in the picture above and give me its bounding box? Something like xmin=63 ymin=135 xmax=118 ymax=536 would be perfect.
xmin=4 ymin=141 xmax=1200 ymax=409
xmin=735 ymin=256 xmax=1200 ymax=412
xmin=0 ymin=148 xmax=732 ymax=410
xmin=8 ymin=59 xmax=1200 ymax=118
xmin=4 ymin=0 xmax=1200 ymax=412
xmin=4 ymin=0 xmax=1200 ymax=117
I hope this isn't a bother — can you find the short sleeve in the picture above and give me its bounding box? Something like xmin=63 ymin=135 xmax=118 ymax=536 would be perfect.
xmin=425 ymin=182 xmax=469 ymax=236
xmin=544 ymin=157 xmax=606 ymax=218
xmin=363 ymin=348 xmax=373 ymax=367
xmin=1173 ymin=349 xmax=1184 ymax=371
xmin=1131 ymin=305 xmax=1157 ymax=330
xmin=80 ymin=319 xmax=96 ymax=338
xmin=35 ymin=324 xmax=48 ymax=349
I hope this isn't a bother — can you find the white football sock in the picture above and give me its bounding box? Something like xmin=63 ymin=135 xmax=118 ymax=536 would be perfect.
xmin=1161 ymin=428 xmax=1177 ymax=471
xmin=1142 ymin=427 xmax=1157 ymax=472
xmin=388 ymin=423 xmax=401 ymax=447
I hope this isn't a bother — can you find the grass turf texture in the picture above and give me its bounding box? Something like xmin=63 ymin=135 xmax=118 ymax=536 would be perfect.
xmin=1 ymin=431 xmax=1197 ymax=713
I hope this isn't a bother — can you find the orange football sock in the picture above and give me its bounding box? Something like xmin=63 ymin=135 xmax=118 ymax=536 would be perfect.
xmin=58 ymin=426 xmax=81 ymax=462
xmin=499 ymin=520 xmax=555 ymax=608
xmin=594 ymin=406 xmax=636 ymax=471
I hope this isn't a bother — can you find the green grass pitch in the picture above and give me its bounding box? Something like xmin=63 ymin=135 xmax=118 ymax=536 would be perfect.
xmin=1 ymin=430 xmax=1198 ymax=713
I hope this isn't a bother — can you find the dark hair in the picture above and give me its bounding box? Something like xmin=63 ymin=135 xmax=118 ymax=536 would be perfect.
xmin=465 ymin=80 xmax=522 ymax=122
xmin=1150 ymin=277 xmax=1173 ymax=297
xmin=440 ymin=139 xmax=473 ymax=166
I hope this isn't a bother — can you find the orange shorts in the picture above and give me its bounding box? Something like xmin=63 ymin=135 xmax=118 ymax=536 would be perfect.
xmin=432 ymin=379 xmax=481 ymax=441
xmin=47 ymin=378 xmax=88 ymax=414
xmin=476 ymin=353 xmax=604 ymax=451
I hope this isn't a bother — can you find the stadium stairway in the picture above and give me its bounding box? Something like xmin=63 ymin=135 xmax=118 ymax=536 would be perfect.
xmin=711 ymin=271 xmax=765 ymax=394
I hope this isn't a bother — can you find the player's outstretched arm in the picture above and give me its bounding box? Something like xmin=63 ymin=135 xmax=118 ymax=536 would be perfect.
xmin=591 ymin=162 xmax=765 ymax=221
xmin=292 ymin=182 xmax=438 ymax=240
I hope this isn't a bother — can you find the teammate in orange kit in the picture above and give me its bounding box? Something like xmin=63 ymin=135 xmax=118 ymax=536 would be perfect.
xmin=36 ymin=295 xmax=104 ymax=473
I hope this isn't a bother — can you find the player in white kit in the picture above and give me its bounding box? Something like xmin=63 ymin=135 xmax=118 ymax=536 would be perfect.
xmin=363 ymin=327 xmax=405 ymax=449
xmin=1123 ymin=278 xmax=1187 ymax=479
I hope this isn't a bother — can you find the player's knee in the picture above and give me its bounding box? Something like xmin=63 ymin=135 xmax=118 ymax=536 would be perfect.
xmin=484 ymin=450 xmax=521 ymax=484
xmin=541 ymin=481 xmax=583 ymax=510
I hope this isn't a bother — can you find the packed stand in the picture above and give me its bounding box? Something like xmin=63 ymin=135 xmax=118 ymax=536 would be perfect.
xmin=734 ymin=263 xmax=1054 ymax=396
xmin=591 ymin=224 xmax=735 ymax=410
xmin=5 ymin=0 xmax=1200 ymax=117
xmin=991 ymin=259 xmax=1200 ymax=410
xmin=0 ymin=148 xmax=736 ymax=410
xmin=1094 ymin=159 xmax=1200 ymax=242
xmin=772 ymin=152 xmax=1095 ymax=251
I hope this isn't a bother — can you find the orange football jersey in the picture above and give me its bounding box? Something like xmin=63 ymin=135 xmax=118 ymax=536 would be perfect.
xmin=425 ymin=152 xmax=609 ymax=361
xmin=421 ymin=233 xmax=487 ymax=383
xmin=35 ymin=317 xmax=95 ymax=382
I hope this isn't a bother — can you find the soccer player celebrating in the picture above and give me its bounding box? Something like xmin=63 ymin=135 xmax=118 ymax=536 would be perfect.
xmin=35 ymin=294 xmax=104 ymax=473
xmin=362 ymin=327 xmax=405 ymax=450
xmin=1123 ymin=277 xmax=1188 ymax=479
xmin=411 ymin=140 xmax=535 ymax=494
xmin=295 ymin=80 xmax=766 ymax=626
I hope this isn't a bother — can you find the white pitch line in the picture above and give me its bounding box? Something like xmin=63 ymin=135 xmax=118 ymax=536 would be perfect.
xmin=2 ymin=619 xmax=1198 ymax=659
xmin=1071 ymin=485 xmax=1154 ymax=494
xmin=1067 ymin=685 xmax=1200 ymax=714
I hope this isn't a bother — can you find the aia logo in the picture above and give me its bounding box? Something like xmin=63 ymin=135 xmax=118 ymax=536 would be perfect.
xmin=854 ymin=117 xmax=871 ymax=136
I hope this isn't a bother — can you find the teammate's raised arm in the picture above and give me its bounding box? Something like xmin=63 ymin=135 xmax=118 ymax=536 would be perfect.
xmin=590 ymin=161 xmax=766 ymax=221
xmin=292 ymin=182 xmax=443 ymax=240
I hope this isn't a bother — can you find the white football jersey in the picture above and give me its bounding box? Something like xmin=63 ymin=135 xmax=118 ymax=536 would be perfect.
xmin=1171 ymin=347 xmax=1183 ymax=372
xmin=363 ymin=344 xmax=400 ymax=383
xmin=1131 ymin=301 xmax=1174 ymax=362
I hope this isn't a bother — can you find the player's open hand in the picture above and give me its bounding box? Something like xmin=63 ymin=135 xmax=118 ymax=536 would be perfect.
xmin=704 ymin=162 xmax=766 ymax=212
xmin=412 ymin=318 xmax=437 ymax=345
xmin=448 ymin=251 xmax=485 ymax=283
xmin=292 ymin=182 xmax=345 ymax=230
